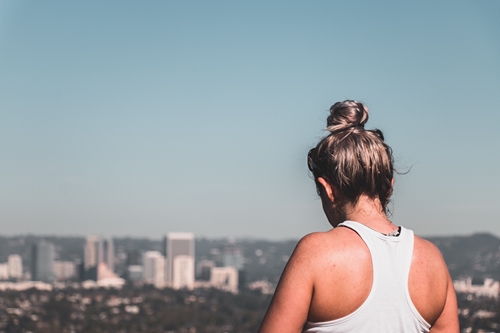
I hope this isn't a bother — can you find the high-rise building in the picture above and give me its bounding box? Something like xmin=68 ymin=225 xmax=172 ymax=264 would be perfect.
xmin=31 ymin=241 xmax=55 ymax=282
xmin=166 ymin=232 xmax=194 ymax=290
xmin=84 ymin=235 xmax=100 ymax=271
xmin=53 ymin=261 xmax=76 ymax=280
xmin=84 ymin=235 xmax=115 ymax=280
xmin=7 ymin=254 xmax=23 ymax=279
xmin=173 ymin=255 xmax=194 ymax=290
xmin=100 ymin=237 xmax=114 ymax=272
xmin=142 ymin=251 xmax=165 ymax=285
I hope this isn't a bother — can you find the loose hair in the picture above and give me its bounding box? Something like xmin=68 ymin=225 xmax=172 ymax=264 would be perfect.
xmin=309 ymin=100 xmax=394 ymax=213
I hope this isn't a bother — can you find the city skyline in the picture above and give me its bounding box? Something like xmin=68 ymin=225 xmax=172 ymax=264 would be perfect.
xmin=0 ymin=1 xmax=499 ymax=240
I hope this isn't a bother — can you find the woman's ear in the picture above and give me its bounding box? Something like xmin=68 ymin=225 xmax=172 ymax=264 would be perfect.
xmin=317 ymin=177 xmax=334 ymax=203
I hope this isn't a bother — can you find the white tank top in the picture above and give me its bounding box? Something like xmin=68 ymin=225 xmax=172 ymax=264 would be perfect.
xmin=302 ymin=221 xmax=431 ymax=333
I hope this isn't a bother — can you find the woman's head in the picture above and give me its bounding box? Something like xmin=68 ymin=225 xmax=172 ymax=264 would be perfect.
xmin=308 ymin=100 xmax=394 ymax=216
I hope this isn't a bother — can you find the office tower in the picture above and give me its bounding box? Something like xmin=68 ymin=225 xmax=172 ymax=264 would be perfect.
xmin=53 ymin=261 xmax=76 ymax=280
xmin=84 ymin=235 xmax=115 ymax=280
xmin=172 ymin=255 xmax=194 ymax=290
xmin=211 ymin=266 xmax=239 ymax=294
xmin=100 ymin=237 xmax=114 ymax=272
xmin=31 ymin=241 xmax=55 ymax=282
xmin=7 ymin=254 xmax=23 ymax=279
xmin=142 ymin=251 xmax=165 ymax=285
xmin=223 ymin=246 xmax=244 ymax=270
xmin=84 ymin=235 xmax=100 ymax=270
xmin=166 ymin=232 xmax=194 ymax=290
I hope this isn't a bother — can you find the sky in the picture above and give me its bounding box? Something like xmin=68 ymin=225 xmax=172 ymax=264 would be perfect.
xmin=0 ymin=1 xmax=499 ymax=240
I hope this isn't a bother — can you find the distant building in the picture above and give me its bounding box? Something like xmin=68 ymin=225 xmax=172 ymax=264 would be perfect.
xmin=84 ymin=235 xmax=115 ymax=280
xmin=7 ymin=255 xmax=23 ymax=279
xmin=0 ymin=264 xmax=8 ymax=280
xmin=211 ymin=266 xmax=238 ymax=294
xmin=196 ymin=260 xmax=215 ymax=281
xmin=173 ymin=255 xmax=194 ymax=290
xmin=248 ymin=278 xmax=274 ymax=295
xmin=166 ymin=232 xmax=194 ymax=290
xmin=100 ymin=238 xmax=114 ymax=272
xmin=84 ymin=235 xmax=100 ymax=271
xmin=142 ymin=251 xmax=165 ymax=286
xmin=31 ymin=241 xmax=55 ymax=283
xmin=454 ymin=277 xmax=499 ymax=299
xmin=127 ymin=265 xmax=143 ymax=281
xmin=53 ymin=261 xmax=76 ymax=281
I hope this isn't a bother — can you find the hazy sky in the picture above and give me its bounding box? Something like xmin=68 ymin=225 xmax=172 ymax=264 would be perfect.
xmin=1 ymin=1 xmax=499 ymax=239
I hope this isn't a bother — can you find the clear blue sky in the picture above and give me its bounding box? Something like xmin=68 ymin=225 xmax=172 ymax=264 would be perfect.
xmin=1 ymin=1 xmax=499 ymax=239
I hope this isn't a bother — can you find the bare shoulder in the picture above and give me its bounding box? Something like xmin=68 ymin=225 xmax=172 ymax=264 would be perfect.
xmin=295 ymin=227 xmax=368 ymax=257
xmin=410 ymin=234 xmax=453 ymax=326
xmin=413 ymin=235 xmax=448 ymax=274
xmin=290 ymin=227 xmax=370 ymax=281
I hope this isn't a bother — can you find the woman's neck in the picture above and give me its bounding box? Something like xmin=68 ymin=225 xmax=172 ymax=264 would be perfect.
xmin=343 ymin=195 xmax=397 ymax=234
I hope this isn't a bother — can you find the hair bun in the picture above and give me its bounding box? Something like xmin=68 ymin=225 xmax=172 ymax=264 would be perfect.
xmin=326 ymin=100 xmax=369 ymax=134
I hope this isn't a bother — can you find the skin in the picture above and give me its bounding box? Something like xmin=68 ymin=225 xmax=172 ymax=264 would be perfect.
xmin=258 ymin=177 xmax=459 ymax=333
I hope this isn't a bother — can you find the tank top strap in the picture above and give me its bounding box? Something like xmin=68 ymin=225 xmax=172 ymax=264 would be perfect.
xmin=337 ymin=220 xmax=383 ymax=266
xmin=337 ymin=220 xmax=415 ymax=292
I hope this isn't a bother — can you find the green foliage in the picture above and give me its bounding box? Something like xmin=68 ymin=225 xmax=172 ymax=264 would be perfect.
xmin=0 ymin=285 xmax=272 ymax=333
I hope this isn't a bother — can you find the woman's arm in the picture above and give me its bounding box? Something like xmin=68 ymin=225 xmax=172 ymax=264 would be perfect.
xmin=429 ymin=273 xmax=459 ymax=333
xmin=258 ymin=234 xmax=318 ymax=333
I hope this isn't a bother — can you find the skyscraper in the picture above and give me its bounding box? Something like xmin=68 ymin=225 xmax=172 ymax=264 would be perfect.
xmin=84 ymin=235 xmax=115 ymax=280
xmin=99 ymin=237 xmax=114 ymax=272
xmin=84 ymin=235 xmax=100 ymax=271
xmin=142 ymin=251 xmax=165 ymax=285
xmin=7 ymin=254 xmax=23 ymax=279
xmin=31 ymin=241 xmax=55 ymax=282
xmin=166 ymin=232 xmax=194 ymax=290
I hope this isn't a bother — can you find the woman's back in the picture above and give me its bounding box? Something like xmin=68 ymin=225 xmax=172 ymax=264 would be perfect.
xmin=258 ymin=218 xmax=458 ymax=333
xmin=304 ymin=221 xmax=450 ymax=332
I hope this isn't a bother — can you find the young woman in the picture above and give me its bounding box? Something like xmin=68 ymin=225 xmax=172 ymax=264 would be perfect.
xmin=258 ymin=100 xmax=459 ymax=333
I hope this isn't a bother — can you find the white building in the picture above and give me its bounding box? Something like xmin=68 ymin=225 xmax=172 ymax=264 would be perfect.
xmin=454 ymin=277 xmax=500 ymax=299
xmin=165 ymin=232 xmax=194 ymax=290
xmin=142 ymin=251 xmax=165 ymax=286
xmin=211 ymin=266 xmax=238 ymax=294
xmin=173 ymin=255 xmax=194 ymax=290
xmin=7 ymin=255 xmax=23 ymax=279
xmin=0 ymin=264 xmax=8 ymax=280
xmin=84 ymin=235 xmax=100 ymax=271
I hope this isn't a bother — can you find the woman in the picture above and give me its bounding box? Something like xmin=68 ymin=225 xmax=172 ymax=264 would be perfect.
xmin=258 ymin=100 xmax=458 ymax=333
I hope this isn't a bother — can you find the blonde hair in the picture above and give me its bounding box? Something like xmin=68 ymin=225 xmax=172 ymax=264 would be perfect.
xmin=309 ymin=100 xmax=394 ymax=213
